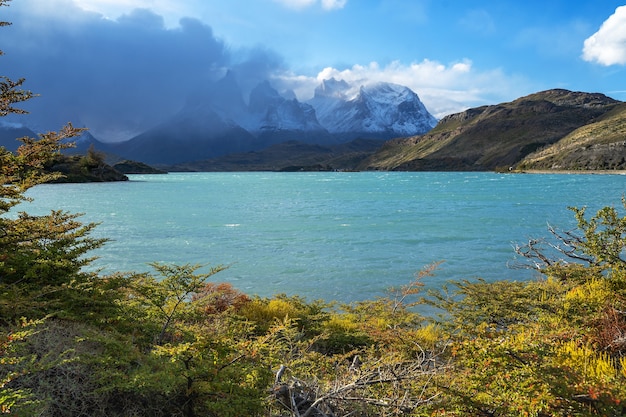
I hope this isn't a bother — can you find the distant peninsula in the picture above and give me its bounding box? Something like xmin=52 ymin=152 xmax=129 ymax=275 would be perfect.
xmin=44 ymin=152 xmax=166 ymax=183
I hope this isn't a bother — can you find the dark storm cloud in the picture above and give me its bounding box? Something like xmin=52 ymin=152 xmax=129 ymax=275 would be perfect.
xmin=231 ymin=46 xmax=287 ymax=95
xmin=2 ymin=4 xmax=284 ymax=141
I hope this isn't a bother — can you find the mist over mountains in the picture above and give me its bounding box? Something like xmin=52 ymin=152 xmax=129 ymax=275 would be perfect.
xmin=97 ymin=74 xmax=437 ymax=165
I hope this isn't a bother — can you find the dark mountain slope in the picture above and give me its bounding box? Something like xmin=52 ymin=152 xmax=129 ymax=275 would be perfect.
xmin=360 ymin=89 xmax=621 ymax=171
xmin=164 ymin=138 xmax=384 ymax=172
xmin=105 ymin=108 xmax=258 ymax=165
xmin=0 ymin=125 xmax=38 ymax=151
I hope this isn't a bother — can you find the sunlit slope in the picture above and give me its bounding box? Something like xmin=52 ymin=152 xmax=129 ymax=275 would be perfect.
xmin=360 ymin=89 xmax=622 ymax=171
xmin=518 ymin=102 xmax=626 ymax=170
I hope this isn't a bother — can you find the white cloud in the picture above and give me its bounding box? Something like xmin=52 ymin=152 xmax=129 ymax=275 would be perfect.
xmin=273 ymin=0 xmax=346 ymax=10
xmin=321 ymin=0 xmax=347 ymax=10
xmin=273 ymin=0 xmax=316 ymax=8
xmin=275 ymin=59 xmax=528 ymax=119
xmin=582 ymin=5 xmax=626 ymax=66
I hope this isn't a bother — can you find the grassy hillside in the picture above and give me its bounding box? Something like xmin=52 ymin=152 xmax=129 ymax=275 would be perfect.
xmin=360 ymin=89 xmax=623 ymax=171
xmin=518 ymin=102 xmax=626 ymax=170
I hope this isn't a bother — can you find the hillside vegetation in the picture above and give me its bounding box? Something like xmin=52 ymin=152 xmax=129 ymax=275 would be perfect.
xmin=359 ymin=89 xmax=624 ymax=171
xmin=45 ymin=146 xmax=129 ymax=182
xmin=518 ymin=102 xmax=626 ymax=170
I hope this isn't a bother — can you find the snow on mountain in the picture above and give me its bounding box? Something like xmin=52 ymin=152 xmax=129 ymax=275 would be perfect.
xmin=308 ymin=78 xmax=437 ymax=137
xmin=96 ymin=74 xmax=439 ymax=164
xmin=246 ymin=81 xmax=326 ymax=133
xmin=182 ymin=74 xmax=437 ymax=140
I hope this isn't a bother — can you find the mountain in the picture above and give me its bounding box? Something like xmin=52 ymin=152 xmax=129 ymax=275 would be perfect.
xmin=246 ymin=80 xmax=332 ymax=146
xmin=0 ymin=122 xmax=106 ymax=155
xmin=9 ymin=88 xmax=623 ymax=173
xmin=308 ymin=78 xmax=437 ymax=139
xmin=164 ymin=138 xmax=383 ymax=172
xmin=104 ymin=72 xmax=258 ymax=165
xmin=360 ymin=89 xmax=623 ymax=171
xmin=104 ymin=104 xmax=257 ymax=165
xmin=0 ymin=123 xmax=39 ymax=151
xmin=517 ymin=102 xmax=626 ymax=170
xmin=106 ymin=74 xmax=436 ymax=165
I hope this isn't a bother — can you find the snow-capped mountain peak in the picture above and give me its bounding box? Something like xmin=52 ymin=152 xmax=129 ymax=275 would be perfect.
xmin=244 ymin=80 xmax=325 ymax=134
xmin=308 ymin=79 xmax=437 ymax=137
xmin=112 ymin=74 xmax=437 ymax=164
xmin=313 ymin=77 xmax=353 ymax=100
xmin=360 ymin=82 xmax=414 ymax=105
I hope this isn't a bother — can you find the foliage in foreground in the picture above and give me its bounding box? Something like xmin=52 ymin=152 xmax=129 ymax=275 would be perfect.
xmin=3 ymin=3 xmax=626 ymax=414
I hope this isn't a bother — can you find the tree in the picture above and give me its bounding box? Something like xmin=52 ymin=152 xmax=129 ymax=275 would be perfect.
xmin=513 ymin=199 xmax=626 ymax=275
xmin=0 ymin=0 xmax=118 ymax=323
xmin=0 ymin=4 xmax=130 ymax=413
xmin=126 ymin=263 xmax=272 ymax=417
xmin=423 ymin=200 xmax=626 ymax=416
xmin=0 ymin=1 xmax=33 ymax=117
xmin=129 ymin=262 xmax=228 ymax=346
xmin=0 ymin=127 xmax=113 ymax=322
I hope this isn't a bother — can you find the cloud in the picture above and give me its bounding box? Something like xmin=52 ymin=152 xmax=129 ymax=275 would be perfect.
xmin=273 ymin=0 xmax=347 ymax=11
xmin=2 ymin=0 xmax=284 ymax=141
xmin=3 ymin=0 xmax=528 ymax=141
xmin=582 ymin=5 xmax=626 ymax=66
xmin=274 ymin=60 xmax=529 ymax=119
xmin=321 ymin=0 xmax=347 ymax=10
xmin=60 ymin=1 xmax=217 ymax=29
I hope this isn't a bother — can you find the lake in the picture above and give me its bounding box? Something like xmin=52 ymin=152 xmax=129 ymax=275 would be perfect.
xmin=22 ymin=172 xmax=626 ymax=302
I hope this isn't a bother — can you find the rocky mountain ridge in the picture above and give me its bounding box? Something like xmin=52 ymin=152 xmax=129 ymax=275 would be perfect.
xmin=101 ymin=74 xmax=437 ymax=165
xmin=307 ymin=78 xmax=437 ymax=138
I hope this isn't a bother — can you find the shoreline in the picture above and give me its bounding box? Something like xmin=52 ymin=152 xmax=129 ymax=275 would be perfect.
xmin=515 ymin=169 xmax=626 ymax=175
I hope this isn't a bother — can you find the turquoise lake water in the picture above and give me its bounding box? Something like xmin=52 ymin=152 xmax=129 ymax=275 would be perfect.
xmin=23 ymin=172 xmax=626 ymax=302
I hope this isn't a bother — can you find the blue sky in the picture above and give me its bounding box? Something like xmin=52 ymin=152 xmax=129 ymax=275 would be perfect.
xmin=2 ymin=0 xmax=626 ymax=141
